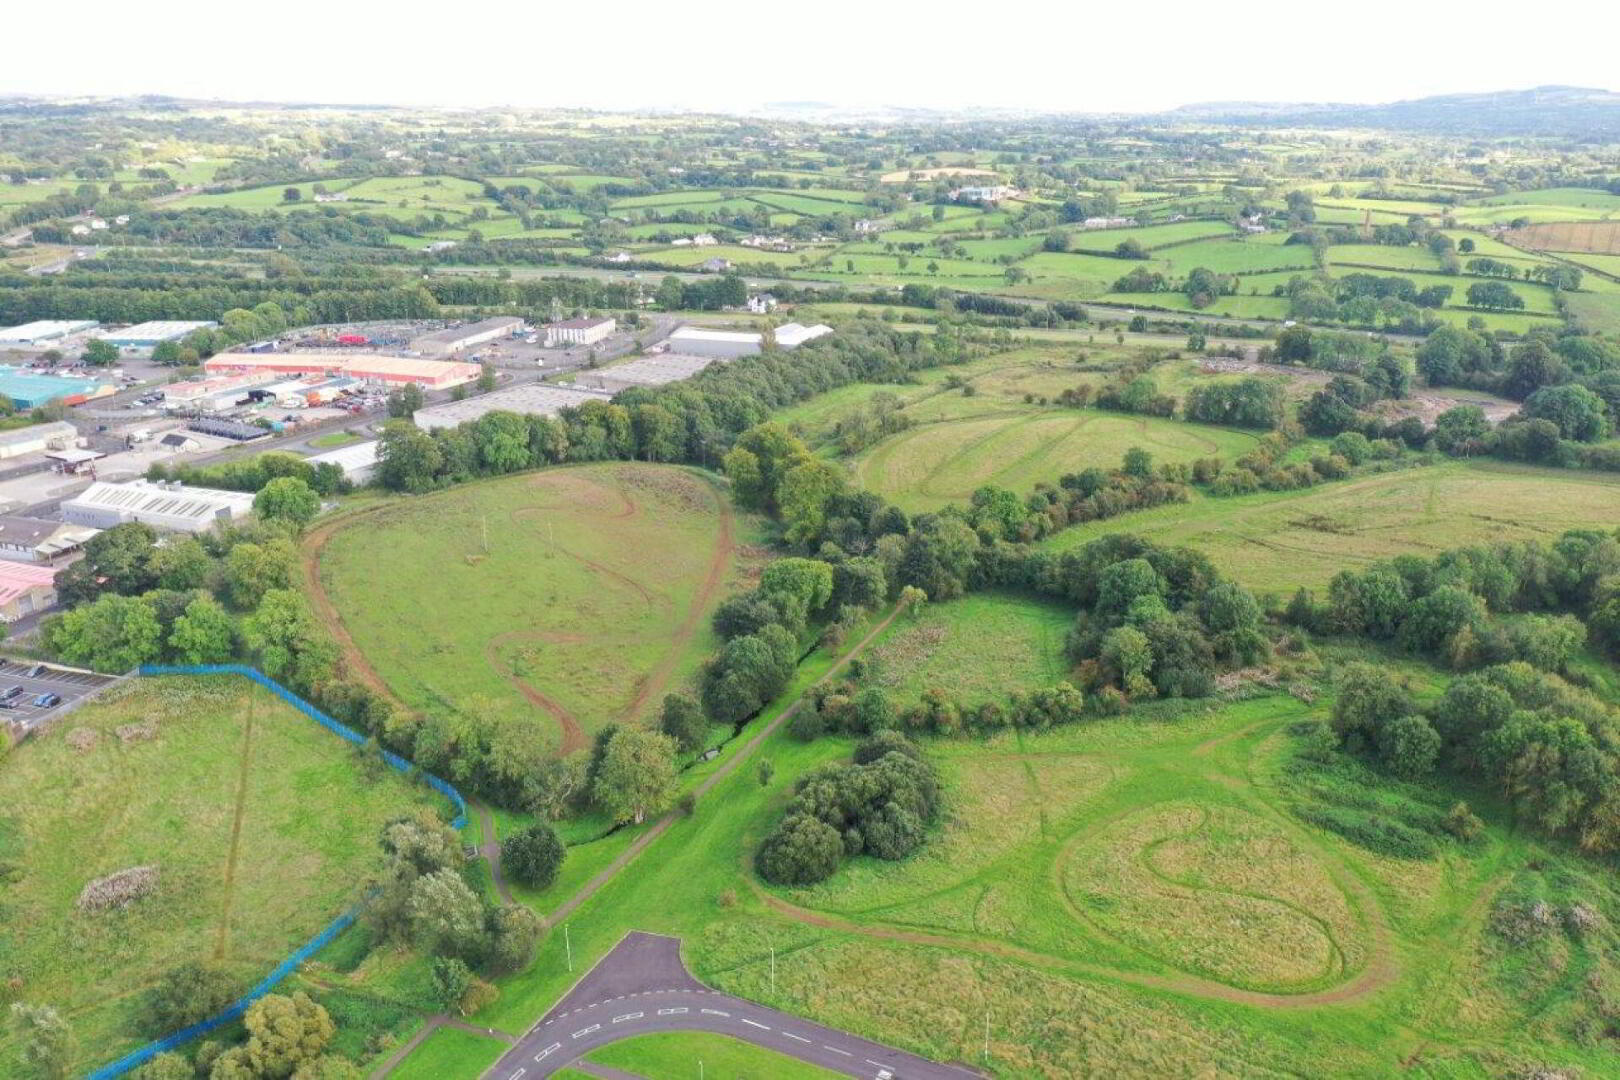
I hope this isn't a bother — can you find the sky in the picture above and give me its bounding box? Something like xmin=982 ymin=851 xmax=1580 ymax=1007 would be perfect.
xmin=7 ymin=0 xmax=1616 ymax=115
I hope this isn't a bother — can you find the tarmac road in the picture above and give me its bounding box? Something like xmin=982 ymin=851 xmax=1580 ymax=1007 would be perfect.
xmin=489 ymin=932 xmax=980 ymax=1080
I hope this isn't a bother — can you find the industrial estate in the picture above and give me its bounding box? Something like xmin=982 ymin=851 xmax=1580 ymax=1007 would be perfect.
xmin=3 ymin=77 xmax=1620 ymax=1080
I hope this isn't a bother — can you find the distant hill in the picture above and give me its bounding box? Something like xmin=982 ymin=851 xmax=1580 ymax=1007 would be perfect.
xmin=1164 ymin=85 xmax=1620 ymax=136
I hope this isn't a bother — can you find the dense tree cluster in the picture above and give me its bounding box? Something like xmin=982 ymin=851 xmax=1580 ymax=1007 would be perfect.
xmin=756 ymin=732 xmax=940 ymax=886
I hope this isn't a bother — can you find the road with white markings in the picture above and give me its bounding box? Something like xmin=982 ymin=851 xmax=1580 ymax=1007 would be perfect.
xmin=487 ymin=932 xmax=980 ymax=1080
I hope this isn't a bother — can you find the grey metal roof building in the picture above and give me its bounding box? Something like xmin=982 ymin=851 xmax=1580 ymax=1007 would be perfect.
xmin=412 ymin=383 xmax=612 ymax=431
xmin=61 ymin=480 xmax=256 ymax=534
xmin=576 ymin=352 xmax=720 ymax=394
xmin=0 ymin=320 xmax=99 ymax=345
xmin=410 ymin=317 xmax=526 ymax=357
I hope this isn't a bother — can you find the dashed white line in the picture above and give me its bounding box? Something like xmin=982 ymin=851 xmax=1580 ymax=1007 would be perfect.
xmin=741 ymin=1019 xmax=770 ymax=1030
xmin=783 ymin=1032 xmax=811 ymax=1043
xmin=700 ymin=1008 xmax=730 ymax=1017
xmin=825 ymin=1045 xmax=852 ymax=1056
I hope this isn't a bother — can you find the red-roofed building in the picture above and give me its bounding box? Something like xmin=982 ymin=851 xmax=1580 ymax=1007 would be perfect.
xmin=0 ymin=561 xmax=59 ymax=621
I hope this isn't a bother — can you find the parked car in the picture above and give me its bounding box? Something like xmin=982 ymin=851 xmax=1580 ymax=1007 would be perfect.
xmin=1 ymin=685 xmax=25 ymax=701
xmin=33 ymin=693 xmax=61 ymax=708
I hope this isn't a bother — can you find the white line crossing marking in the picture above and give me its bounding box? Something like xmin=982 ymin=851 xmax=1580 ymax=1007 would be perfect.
xmin=508 ymin=1070 xmax=526 ymax=1080
xmin=571 ymin=1024 xmax=600 ymax=1038
xmin=783 ymin=1032 xmax=811 ymax=1043
xmin=741 ymin=1019 xmax=770 ymax=1029
xmin=700 ymin=1008 xmax=730 ymax=1017
xmin=612 ymin=1012 xmax=644 ymax=1023
xmin=657 ymin=1007 xmax=688 ymax=1015
xmin=534 ymin=1042 xmax=561 ymax=1061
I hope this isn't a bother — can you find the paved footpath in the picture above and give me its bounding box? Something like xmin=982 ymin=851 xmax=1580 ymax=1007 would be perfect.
xmin=486 ymin=931 xmax=981 ymax=1080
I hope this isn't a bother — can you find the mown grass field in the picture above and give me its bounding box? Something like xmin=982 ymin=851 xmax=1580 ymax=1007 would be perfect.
xmin=1042 ymin=460 xmax=1620 ymax=594
xmin=0 ymin=675 xmax=439 ymax=1071
xmin=586 ymin=1031 xmax=843 ymax=1079
xmin=315 ymin=464 xmax=765 ymax=754
xmin=401 ymin=614 xmax=1620 ymax=1080
xmin=855 ymin=407 xmax=1257 ymax=513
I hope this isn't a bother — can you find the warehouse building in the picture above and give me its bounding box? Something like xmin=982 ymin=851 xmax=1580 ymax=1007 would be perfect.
xmin=413 ymin=383 xmax=611 ymax=431
xmin=0 ymin=421 xmax=80 ymax=461
xmin=0 ymin=320 xmax=99 ymax=346
xmin=203 ymin=353 xmax=479 ymax=390
xmin=0 ymin=368 xmax=115 ymax=408
xmin=163 ymin=372 xmax=280 ymax=407
xmin=665 ymin=327 xmax=763 ymax=359
xmin=62 ymin=480 xmax=258 ymax=534
xmin=577 ymin=352 xmax=719 ymax=394
xmin=0 ymin=516 xmax=99 ymax=565
xmin=544 ymin=316 xmax=616 ymax=347
xmin=101 ymin=321 xmax=217 ymax=351
xmin=308 ymin=440 xmax=380 ymax=486
xmin=774 ymin=322 xmax=834 ymax=348
xmin=410 ymin=317 xmax=526 ymax=357
xmin=0 ymin=561 xmax=61 ymax=622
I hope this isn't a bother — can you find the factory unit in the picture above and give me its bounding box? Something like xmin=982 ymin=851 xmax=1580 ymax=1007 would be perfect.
xmin=100 ymin=321 xmax=217 ymax=352
xmin=412 ymin=383 xmax=611 ymax=431
xmin=0 ymin=320 xmax=99 ymax=346
xmin=664 ymin=327 xmax=763 ymax=359
xmin=163 ymin=371 xmax=280 ymax=408
xmin=203 ymin=352 xmax=479 ymax=391
xmin=410 ymin=317 xmax=526 ymax=358
xmin=0 ymin=516 xmax=99 ymax=565
xmin=0 ymin=561 xmax=61 ymax=622
xmin=308 ymin=440 xmax=380 ymax=486
xmin=0 ymin=421 xmax=80 ymax=460
xmin=576 ymin=352 xmax=719 ymax=394
xmin=0 ymin=367 xmax=115 ymax=408
xmin=279 ymin=377 xmax=360 ymax=407
xmin=61 ymin=480 xmax=258 ymax=534
xmin=544 ymin=316 xmax=616 ymax=347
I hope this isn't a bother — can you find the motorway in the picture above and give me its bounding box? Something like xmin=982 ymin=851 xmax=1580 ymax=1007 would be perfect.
xmin=490 ymin=932 xmax=981 ymax=1080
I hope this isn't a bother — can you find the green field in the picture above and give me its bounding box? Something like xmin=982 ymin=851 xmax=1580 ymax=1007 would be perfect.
xmin=315 ymin=464 xmax=764 ymax=755
xmin=868 ymin=591 xmax=1072 ymax=705
xmin=855 ymin=407 xmax=1258 ymax=513
xmin=0 ymin=675 xmax=440 ymax=1070
xmin=586 ymin=1031 xmax=843 ymax=1079
xmin=1042 ymin=460 xmax=1620 ymax=594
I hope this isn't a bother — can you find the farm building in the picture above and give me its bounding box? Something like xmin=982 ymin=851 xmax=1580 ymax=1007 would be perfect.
xmin=308 ymin=440 xmax=380 ymax=485
xmin=576 ymin=353 xmax=719 ymax=394
xmin=203 ymin=353 xmax=479 ymax=390
xmin=62 ymin=480 xmax=257 ymax=534
xmin=0 ymin=560 xmax=61 ymax=622
xmin=410 ymin=317 xmax=526 ymax=357
xmin=747 ymin=294 xmax=778 ymax=313
xmin=0 ymin=320 xmax=99 ymax=346
xmin=0 ymin=368 xmax=115 ymax=408
xmin=665 ymin=327 xmax=762 ymax=359
xmin=774 ymin=322 xmax=833 ymax=348
xmin=158 ymin=432 xmax=201 ymax=452
xmin=0 ymin=421 xmax=80 ymax=460
xmin=100 ymin=321 xmax=217 ymax=351
xmin=413 ymin=383 xmax=611 ymax=431
xmin=0 ymin=516 xmax=99 ymax=565
xmin=544 ymin=317 xmax=616 ymax=347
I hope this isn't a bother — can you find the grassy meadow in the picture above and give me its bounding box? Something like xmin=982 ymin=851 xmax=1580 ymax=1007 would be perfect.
xmin=1041 ymin=459 xmax=1620 ymax=594
xmin=316 ymin=464 xmax=765 ymax=753
xmin=586 ymin=1031 xmax=844 ymax=1079
xmin=0 ymin=675 xmax=440 ymax=1071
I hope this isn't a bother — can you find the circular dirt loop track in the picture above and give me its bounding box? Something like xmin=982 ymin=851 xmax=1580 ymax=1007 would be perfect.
xmin=753 ymin=714 xmax=1402 ymax=1011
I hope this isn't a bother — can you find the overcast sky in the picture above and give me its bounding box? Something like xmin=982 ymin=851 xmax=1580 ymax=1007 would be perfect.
xmin=7 ymin=0 xmax=1616 ymax=115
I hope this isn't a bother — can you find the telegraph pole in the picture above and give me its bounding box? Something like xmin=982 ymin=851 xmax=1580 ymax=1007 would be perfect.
xmin=769 ymin=945 xmax=775 ymax=996
xmin=983 ymin=1009 xmax=990 ymax=1063
xmin=565 ymin=924 xmax=573 ymax=972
